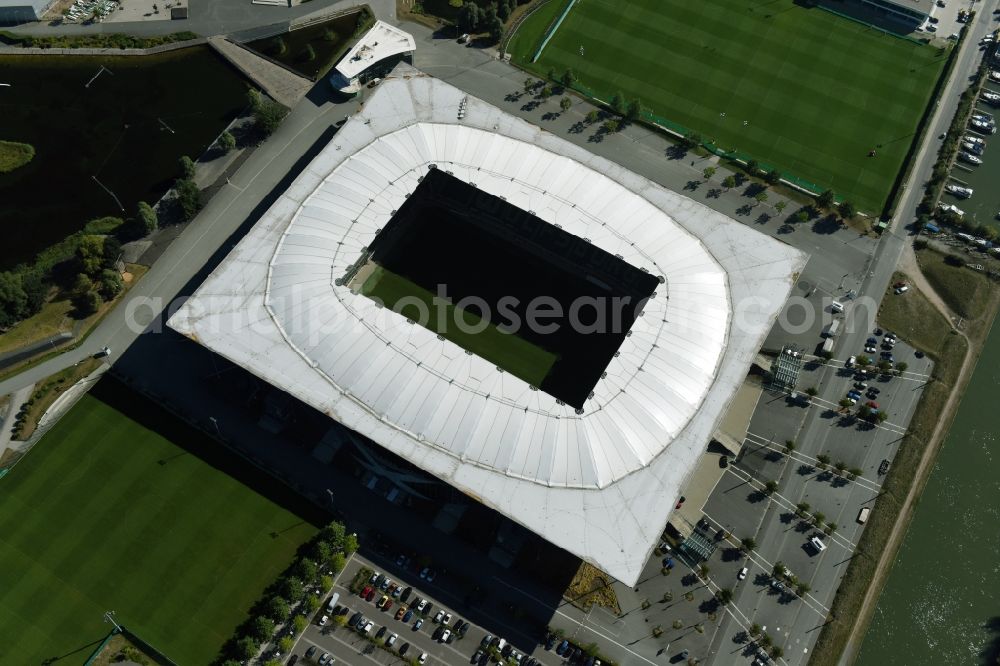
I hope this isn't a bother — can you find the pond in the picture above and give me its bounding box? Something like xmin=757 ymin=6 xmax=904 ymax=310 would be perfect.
xmin=247 ymin=10 xmax=368 ymax=80
xmin=0 ymin=47 xmax=249 ymax=269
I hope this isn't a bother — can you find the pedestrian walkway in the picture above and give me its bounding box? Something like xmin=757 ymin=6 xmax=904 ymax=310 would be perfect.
xmin=0 ymin=383 xmax=34 ymax=463
xmin=208 ymin=35 xmax=313 ymax=108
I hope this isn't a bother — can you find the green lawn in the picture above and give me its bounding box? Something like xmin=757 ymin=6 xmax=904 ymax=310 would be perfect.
xmin=509 ymin=0 xmax=947 ymax=212
xmin=0 ymin=391 xmax=318 ymax=664
xmin=361 ymin=266 xmax=558 ymax=387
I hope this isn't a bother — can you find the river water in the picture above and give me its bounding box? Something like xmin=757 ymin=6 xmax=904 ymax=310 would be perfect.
xmin=856 ymin=321 xmax=1000 ymax=664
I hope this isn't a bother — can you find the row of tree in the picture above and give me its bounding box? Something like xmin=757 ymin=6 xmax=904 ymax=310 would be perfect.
xmin=457 ymin=1 xmax=506 ymax=43
xmin=214 ymin=521 xmax=357 ymax=665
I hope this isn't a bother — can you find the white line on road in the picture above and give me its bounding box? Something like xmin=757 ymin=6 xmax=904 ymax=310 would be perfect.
xmin=742 ymin=432 xmax=883 ymax=493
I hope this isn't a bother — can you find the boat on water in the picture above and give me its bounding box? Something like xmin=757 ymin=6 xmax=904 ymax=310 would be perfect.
xmin=970 ymin=119 xmax=996 ymax=134
xmin=983 ymin=91 xmax=1000 ymax=102
xmin=959 ymin=151 xmax=984 ymax=165
xmin=945 ymin=183 xmax=974 ymax=198
xmin=940 ymin=202 xmax=965 ymax=217
xmin=964 ymin=134 xmax=986 ymax=145
xmin=991 ymin=70 xmax=1000 ymax=82
xmin=962 ymin=141 xmax=985 ymax=155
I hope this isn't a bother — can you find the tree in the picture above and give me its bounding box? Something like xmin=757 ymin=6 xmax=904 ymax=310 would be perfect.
xmin=795 ymin=502 xmax=810 ymax=515
xmin=484 ymin=11 xmax=503 ymax=43
xmin=344 ymin=532 xmax=359 ymax=555
xmin=263 ymin=595 xmax=290 ymax=623
xmin=293 ymin=558 xmax=318 ymax=583
xmin=610 ymin=91 xmax=626 ymax=115
xmin=754 ymin=191 xmax=768 ymax=205
xmin=716 ymin=588 xmax=734 ymax=605
xmin=247 ymin=89 xmax=288 ymax=137
xmin=817 ymin=189 xmax=835 ymax=209
xmin=523 ymin=77 xmax=534 ymax=93
xmin=723 ymin=175 xmax=737 ymax=190
xmin=278 ymin=576 xmax=304 ymax=603
xmin=179 ymin=155 xmax=196 ymax=180
xmin=878 ymin=360 xmax=892 ymax=373
xmin=539 ymin=85 xmax=553 ymax=99
xmin=98 ymin=269 xmax=122 ymax=300
xmin=320 ymin=574 xmax=333 ymax=591
xmin=305 ymin=594 xmax=321 ymax=613
xmin=857 ymin=355 xmax=871 ymax=367
xmin=561 ymin=68 xmax=576 ymax=88
xmin=805 ymin=387 xmax=818 ymax=398
xmin=834 ymin=461 xmax=847 ymax=474
xmin=625 ymin=98 xmax=642 ymax=122
xmin=698 ymin=563 xmax=710 ymax=578
xmin=220 ymin=131 xmax=237 ymax=153
xmin=174 ymin=178 xmax=201 ymax=220
xmin=497 ymin=0 xmax=512 ymax=21
xmin=320 ymin=522 xmax=346 ymax=551
xmin=750 ymin=623 xmax=762 ymax=638
xmin=278 ymin=636 xmax=295 ymax=654
xmin=75 ymin=235 xmax=105 ymax=277
xmin=0 ymin=271 xmax=28 ymax=329
xmin=784 ymin=439 xmax=797 ymax=452
xmin=585 ymin=109 xmax=599 ymax=124
xmin=770 ymin=645 xmax=784 ymax=659
xmin=838 ymin=200 xmax=857 ymax=219
xmin=248 ymin=615 xmax=275 ymax=643
xmin=764 ymin=480 xmax=778 ymax=495
xmin=813 ymin=512 xmax=826 ymax=526
xmin=232 ymin=636 xmax=258 ymax=661
xmin=330 ymin=551 xmax=347 ymax=573
xmin=293 ymin=615 xmax=308 ymax=633
xmin=775 ymin=200 xmax=787 ymax=213
xmin=310 ymin=540 xmax=332 ymax=565
xmin=858 ymin=404 xmax=872 ymax=419
xmin=817 ymin=454 xmax=831 ymax=468
xmin=457 ymin=1 xmax=481 ymax=33
xmin=876 ymin=411 xmax=889 ymax=424
xmin=71 ymin=274 xmax=100 ymax=316
xmin=560 ymin=96 xmax=572 ymax=112
xmin=772 ymin=561 xmax=787 ymax=578
xmin=740 ymin=537 xmax=756 ymax=552
xmin=602 ymin=118 xmax=620 ymax=134
xmin=745 ymin=159 xmax=760 ymax=176
xmin=848 ymin=467 xmax=864 ymax=479
xmin=136 ymin=201 xmax=158 ymax=236
xmin=703 ymin=166 xmax=716 ymax=180
xmin=795 ymin=210 xmax=810 ymax=224
xmin=764 ymin=169 xmax=781 ymax=185
xmin=896 ymin=361 xmax=909 ymax=373
xmin=682 ymin=131 xmax=702 ymax=149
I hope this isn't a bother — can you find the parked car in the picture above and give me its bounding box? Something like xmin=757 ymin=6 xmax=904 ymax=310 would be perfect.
xmin=419 ymin=654 xmax=428 ymax=664
xmin=376 ymin=625 xmax=387 ymax=639
xmin=458 ymin=620 xmax=470 ymax=636
xmin=894 ymin=284 xmax=909 ymax=294
xmin=557 ymin=640 xmax=570 ymax=655
xmin=434 ymin=610 xmax=445 ymax=623
xmin=318 ymin=614 xmax=329 ymax=626
xmin=319 ymin=653 xmax=333 ymax=665
xmin=432 ymin=626 xmax=444 ymax=640
xmin=400 ymin=586 xmax=412 ymax=602
xmin=380 ymin=578 xmax=392 ymax=591
xmin=419 ymin=567 xmax=431 ymax=580
xmin=444 ymin=612 xmax=453 ymax=625
xmin=386 ymin=633 xmax=398 ymax=647
xmin=305 ymin=645 xmax=318 ymax=659
xmin=483 ymin=634 xmax=495 ymax=647
xmin=395 ymin=605 xmax=407 ymax=620
xmin=379 ymin=595 xmax=389 ymax=609
xmin=348 ymin=611 xmax=363 ymax=628
xmin=400 ymin=642 xmax=410 ymax=656
xmin=738 ymin=567 xmax=748 ymax=580
xmin=415 ymin=599 xmax=427 ymax=612
xmin=878 ymin=459 xmax=890 ymax=475
xmin=846 ymin=355 xmax=856 ymax=367
xmin=472 ymin=650 xmax=485 ymax=664
xmin=414 ymin=617 xmax=423 ymax=630
xmin=365 ymin=588 xmax=376 ymax=602
xmin=361 ymin=585 xmax=372 ymax=598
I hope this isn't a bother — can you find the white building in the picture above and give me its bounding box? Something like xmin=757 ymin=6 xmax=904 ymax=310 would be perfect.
xmin=170 ymin=65 xmax=805 ymax=585
xmin=328 ymin=20 xmax=415 ymax=94
xmin=0 ymin=0 xmax=51 ymax=24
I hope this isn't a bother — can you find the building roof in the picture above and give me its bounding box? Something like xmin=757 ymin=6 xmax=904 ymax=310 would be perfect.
xmin=169 ymin=65 xmax=806 ymax=584
xmin=334 ymin=20 xmax=415 ymax=80
xmin=867 ymin=0 xmax=934 ymax=18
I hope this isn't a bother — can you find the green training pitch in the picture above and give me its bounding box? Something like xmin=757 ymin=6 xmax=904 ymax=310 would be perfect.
xmin=0 ymin=391 xmax=317 ymax=664
xmin=360 ymin=265 xmax=558 ymax=388
xmin=509 ymin=0 xmax=948 ymax=212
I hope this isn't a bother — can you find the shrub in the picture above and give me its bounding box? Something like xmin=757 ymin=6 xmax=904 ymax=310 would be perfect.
xmin=179 ymin=155 xmax=196 ymax=179
xmin=174 ymin=179 xmax=201 ymax=220
xmin=219 ymin=131 xmax=237 ymax=153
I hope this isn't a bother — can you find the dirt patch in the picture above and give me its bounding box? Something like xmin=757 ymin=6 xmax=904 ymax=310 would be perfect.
xmin=564 ymin=562 xmax=621 ymax=614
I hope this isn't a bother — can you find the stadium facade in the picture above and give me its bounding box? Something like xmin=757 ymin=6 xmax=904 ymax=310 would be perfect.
xmin=169 ymin=65 xmax=806 ymax=584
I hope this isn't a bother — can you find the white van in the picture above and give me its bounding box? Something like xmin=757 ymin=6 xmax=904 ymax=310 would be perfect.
xmin=821 ymin=338 xmax=834 ymax=354
xmin=830 ymin=300 xmax=844 ymax=314
xmin=821 ymin=319 xmax=840 ymax=338
xmin=326 ymin=592 xmax=340 ymax=614
xmin=857 ymin=507 xmax=871 ymax=524
xmin=809 ymin=536 xmax=827 ymax=552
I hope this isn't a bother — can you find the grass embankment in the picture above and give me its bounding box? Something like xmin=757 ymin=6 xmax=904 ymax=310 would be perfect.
xmin=89 ymin=632 xmax=165 ymax=666
xmin=564 ymin=562 xmax=621 ymax=614
xmin=360 ymin=265 xmax=558 ymax=387
xmin=508 ymin=0 xmax=947 ymax=212
xmin=0 ymin=263 xmax=148 ymax=380
xmin=809 ymin=261 xmax=999 ymax=666
xmin=0 ymin=140 xmax=34 ymax=173
xmin=0 ymin=392 xmax=317 ymax=664
xmin=0 ymin=31 xmax=198 ymax=49
xmin=8 ymin=357 xmax=101 ymax=441
xmin=915 ymin=246 xmax=996 ymax=321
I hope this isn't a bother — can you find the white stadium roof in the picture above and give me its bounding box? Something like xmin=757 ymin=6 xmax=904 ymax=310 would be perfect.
xmin=169 ymin=65 xmax=805 ymax=584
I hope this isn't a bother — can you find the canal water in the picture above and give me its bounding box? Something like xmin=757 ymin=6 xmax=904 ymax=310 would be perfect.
xmin=856 ymin=321 xmax=1000 ymax=664
xmin=940 ymin=79 xmax=1000 ymax=233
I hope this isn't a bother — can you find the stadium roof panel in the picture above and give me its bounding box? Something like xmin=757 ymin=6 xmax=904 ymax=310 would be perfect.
xmin=334 ymin=20 xmax=416 ymax=80
xmin=169 ymin=65 xmax=806 ymax=584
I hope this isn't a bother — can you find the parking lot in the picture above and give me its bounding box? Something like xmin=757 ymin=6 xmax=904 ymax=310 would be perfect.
xmin=289 ymin=554 xmax=575 ymax=666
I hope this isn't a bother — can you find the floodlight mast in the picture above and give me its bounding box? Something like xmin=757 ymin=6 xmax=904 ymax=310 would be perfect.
xmin=104 ymin=610 xmax=122 ymax=632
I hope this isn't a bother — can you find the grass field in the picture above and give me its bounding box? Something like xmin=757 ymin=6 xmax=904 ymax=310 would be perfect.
xmin=509 ymin=0 xmax=947 ymax=212
xmin=361 ymin=265 xmax=558 ymax=387
xmin=0 ymin=390 xmax=318 ymax=665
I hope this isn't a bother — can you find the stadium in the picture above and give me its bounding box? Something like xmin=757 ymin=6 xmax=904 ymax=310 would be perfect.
xmin=169 ymin=65 xmax=806 ymax=584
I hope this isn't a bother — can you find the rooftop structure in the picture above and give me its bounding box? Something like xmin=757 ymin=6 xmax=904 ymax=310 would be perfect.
xmin=169 ymin=65 xmax=806 ymax=584
xmin=859 ymin=0 xmax=933 ymax=22
xmin=0 ymin=0 xmax=51 ymax=24
xmin=329 ymin=20 xmax=415 ymax=93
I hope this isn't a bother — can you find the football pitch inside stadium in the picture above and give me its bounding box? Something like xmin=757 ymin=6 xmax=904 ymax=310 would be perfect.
xmin=0 ymin=387 xmax=318 ymax=664
xmin=510 ymin=0 xmax=948 ymax=212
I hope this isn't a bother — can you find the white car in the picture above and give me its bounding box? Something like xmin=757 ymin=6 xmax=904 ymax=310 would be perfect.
xmin=387 ymin=632 xmax=398 ymax=647
xmin=440 ymin=629 xmax=451 ymax=643
xmin=319 ymin=614 xmax=329 ymax=626
xmin=419 ymin=654 xmax=428 ymax=664
xmin=416 ymin=599 xmax=427 ymax=612
xmin=894 ymin=285 xmax=909 ymax=295
xmin=443 ymin=612 xmax=452 ymax=625
xmin=434 ymin=610 xmax=445 ymax=623
xmin=369 ymin=571 xmax=380 ymax=584
xmin=362 ymin=621 xmax=374 ymax=634
xmin=738 ymin=567 xmax=748 ymax=580
xmin=865 ymin=345 xmax=877 ymax=354
xmin=846 ymin=355 xmax=856 ymax=368
xmin=420 ymin=567 xmax=430 ymax=579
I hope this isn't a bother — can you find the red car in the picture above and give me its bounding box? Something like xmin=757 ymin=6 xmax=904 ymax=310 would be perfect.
xmin=866 ymin=401 xmax=879 ymax=409
xmin=365 ymin=588 xmax=376 ymax=602
xmin=361 ymin=585 xmax=372 ymax=599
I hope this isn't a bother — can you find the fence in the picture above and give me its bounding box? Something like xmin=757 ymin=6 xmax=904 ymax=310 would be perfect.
xmin=81 ymin=626 xmax=179 ymax=666
xmin=531 ymin=0 xmax=577 ymax=62
xmin=501 ymin=0 xmax=556 ymax=55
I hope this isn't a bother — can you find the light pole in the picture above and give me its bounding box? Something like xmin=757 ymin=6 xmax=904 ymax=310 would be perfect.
xmin=209 ymin=416 xmax=221 ymax=439
xmin=838 ymin=273 xmax=850 ymax=290
xmin=104 ymin=610 xmax=122 ymax=632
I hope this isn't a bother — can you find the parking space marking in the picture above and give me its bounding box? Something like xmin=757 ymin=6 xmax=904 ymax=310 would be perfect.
xmin=742 ymin=432 xmax=883 ymax=493
xmin=491 ymin=577 xmax=661 ymax=666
